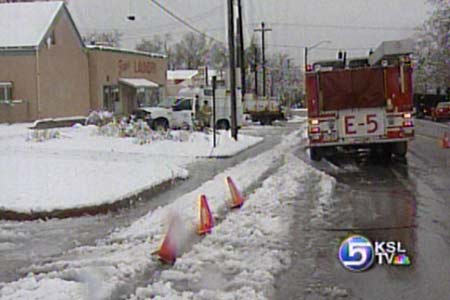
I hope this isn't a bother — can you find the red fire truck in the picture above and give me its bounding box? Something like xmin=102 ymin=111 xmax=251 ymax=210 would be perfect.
xmin=305 ymin=39 xmax=415 ymax=161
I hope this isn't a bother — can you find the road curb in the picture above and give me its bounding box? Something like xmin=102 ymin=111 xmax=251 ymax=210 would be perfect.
xmin=0 ymin=177 xmax=184 ymax=221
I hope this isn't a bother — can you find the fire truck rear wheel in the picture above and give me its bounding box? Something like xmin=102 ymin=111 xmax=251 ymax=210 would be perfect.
xmin=310 ymin=147 xmax=322 ymax=161
xmin=392 ymin=142 xmax=407 ymax=157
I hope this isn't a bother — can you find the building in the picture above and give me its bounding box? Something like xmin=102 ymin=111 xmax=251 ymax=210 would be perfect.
xmin=87 ymin=46 xmax=166 ymax=115
xmin=0 ymin=1 xmax=167 ymax=123
xmin=167 ymin=68 xmax=225 ymax=97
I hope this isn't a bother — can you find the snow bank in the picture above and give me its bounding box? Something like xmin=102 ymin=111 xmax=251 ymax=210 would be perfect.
xmin=129 ymin=154 xmax=336 ymax=299
xmin=287 ymin=115 xmax=307 ymax=123
xmin=0 ymin=275 xmax=87 ymax=300
xmin=0 ymin=155 xmax=187 ymax=213
xmin=0 ymin=125 xmax=262 ymax=213
xmin=0 ymin=129 xmax=303 ymax=300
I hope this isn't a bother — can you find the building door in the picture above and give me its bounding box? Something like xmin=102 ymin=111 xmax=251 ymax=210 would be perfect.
xmin=103 ymin=85 xmax=119 ymax=112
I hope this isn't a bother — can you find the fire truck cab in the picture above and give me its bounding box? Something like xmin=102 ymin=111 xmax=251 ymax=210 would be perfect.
xmin=306 ymin=39 xmax=415 ymax=161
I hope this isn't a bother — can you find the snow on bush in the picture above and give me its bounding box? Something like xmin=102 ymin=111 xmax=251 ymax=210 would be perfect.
xmin=97 ymin=118 xmax=191 ymax=145
xmin=86 ymin=110 xmax=114 ymax=126
xmin=26 ymin=129 xmax=60 ymax=142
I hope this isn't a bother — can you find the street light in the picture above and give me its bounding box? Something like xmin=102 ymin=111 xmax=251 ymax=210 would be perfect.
xmin=304 ymin=40 xmax=332 ymax=71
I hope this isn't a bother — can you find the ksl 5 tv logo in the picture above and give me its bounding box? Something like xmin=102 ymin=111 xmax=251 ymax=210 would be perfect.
xmin=338 ymin=235 xmax=411 ymax=272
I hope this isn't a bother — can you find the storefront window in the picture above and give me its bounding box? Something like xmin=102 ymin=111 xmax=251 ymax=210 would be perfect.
xmin=137 ymin=88 xmax=160 ymax=108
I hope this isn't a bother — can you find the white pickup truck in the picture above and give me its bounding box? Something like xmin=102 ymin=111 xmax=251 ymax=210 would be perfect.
xmin=137 ymin=87 xmax=243 ymax=130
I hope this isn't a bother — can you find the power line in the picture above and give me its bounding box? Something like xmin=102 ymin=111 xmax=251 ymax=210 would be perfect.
xmin=120 ymin=26 xmax=226 ymax=42
xmin=249 ymin=22 xmax=422 ymax=32
xmin=149 ymin=0 xmax=224 ymax=44
xmin=268 ymin=44 xmax=372 ymax=51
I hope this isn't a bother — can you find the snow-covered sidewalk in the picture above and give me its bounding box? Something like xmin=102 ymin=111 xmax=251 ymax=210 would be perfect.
xmin=0 ymin=127 xmax=315 ymax=300
xmin=130 ymin=154 xmax=325 ymax=300
xmin=0 ymin=124 xmax=262 ymax=214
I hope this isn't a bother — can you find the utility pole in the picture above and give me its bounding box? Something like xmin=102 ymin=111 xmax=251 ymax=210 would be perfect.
xmin=212 ymin=76 xmax=217 ymax=148
xmin=304 ymin=47 xmax=308 ymax=71
xmin=254 ymin=46 xmax=258 ymax=96
xmin=237 ymin=0 xmax=245 ymax=99
xmin=254 ymin=22 xmax=271 ymax=97
xmin=227 ymin=0 xmax=238 ymax=140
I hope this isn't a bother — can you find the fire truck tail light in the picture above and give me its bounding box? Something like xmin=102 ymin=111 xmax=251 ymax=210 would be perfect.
xmin=310 ymin=127 xmax=320 ymax=134
xmin=306 ymin=64 xmax=313 ymax=72
xmin=403 ymin=121 xmax=413 ymax=128
xmin=403 ymin=113 xmax=412 ymax=119
xmin=310 ymin=119 xmax=319 ymax=125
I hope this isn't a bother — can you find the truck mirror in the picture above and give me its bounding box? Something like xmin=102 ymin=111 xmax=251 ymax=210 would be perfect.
xmin=338 ymin=50 xmax=343 ymax=60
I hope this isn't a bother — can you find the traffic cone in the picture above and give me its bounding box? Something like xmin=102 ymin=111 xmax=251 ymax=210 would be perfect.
xmin=155 ymin=216 xmax=178 ymax=265
xmin=441 ymin=132 xmax=450 ymax=149
xmin=226 ymin=176 xmax=245 ymax=209
xmin=198 ymin=195 xmax=214 ymax=235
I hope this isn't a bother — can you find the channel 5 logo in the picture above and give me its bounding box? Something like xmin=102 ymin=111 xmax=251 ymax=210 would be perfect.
xmin=338 ymin=235 xmax=411 ymax=272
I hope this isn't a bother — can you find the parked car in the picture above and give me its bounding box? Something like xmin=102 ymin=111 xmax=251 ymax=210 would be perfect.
xmin=431 ymin=102 xmax=450 ymax=122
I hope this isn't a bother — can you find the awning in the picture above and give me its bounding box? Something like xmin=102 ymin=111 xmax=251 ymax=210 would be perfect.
xmin=119 ymin=78 xmax=159 ymax=88
xmin=0 ymin=82 xmax=12 ymax=87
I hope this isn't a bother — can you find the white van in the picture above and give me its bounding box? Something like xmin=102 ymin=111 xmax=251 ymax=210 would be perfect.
xmin=177 ymin=87 xmax=243 ymax=130
xmin=136 ymin=87 xmax=243 ymax=130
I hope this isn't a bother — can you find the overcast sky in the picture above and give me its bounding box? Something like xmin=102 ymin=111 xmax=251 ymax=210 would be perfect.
xmin=67 ymin=0 xmax=432 ymax=65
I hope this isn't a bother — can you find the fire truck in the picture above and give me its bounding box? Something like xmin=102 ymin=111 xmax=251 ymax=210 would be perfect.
xmin=305 ymin=39 xmax=415 ymax=161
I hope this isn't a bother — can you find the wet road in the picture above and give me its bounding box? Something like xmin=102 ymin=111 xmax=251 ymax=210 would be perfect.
xmin=0 ymin=125 xmax=295 ymax=283
xmin=276 ymin=133 xmax=450 ymax=299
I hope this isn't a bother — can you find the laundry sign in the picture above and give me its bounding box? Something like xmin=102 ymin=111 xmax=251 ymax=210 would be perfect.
xmin=118 ymin=59 xmax=157 ymax=76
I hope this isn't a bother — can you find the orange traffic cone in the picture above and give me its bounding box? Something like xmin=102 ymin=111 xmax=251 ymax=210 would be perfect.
xmin=226 ymin=176 xmax=245 ymax=209
xmin=155 ymin=217 xmax=178 ymax=265
xmin=441 ymin=133 xmax=450 ymax=149
xmin=198 ymin=195 xmax=215 ymax=235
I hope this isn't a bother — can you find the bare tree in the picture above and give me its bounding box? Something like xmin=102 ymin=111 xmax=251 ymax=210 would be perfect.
xmin=136 ymin=35 xmax=165 ymax=53
xmin=83 ymin=30 xmax=123 ymax=47
xmin=136 ymin=34 xmax=175 ymax=69
xmin=173 ymin=33 xmax=211 ymax=69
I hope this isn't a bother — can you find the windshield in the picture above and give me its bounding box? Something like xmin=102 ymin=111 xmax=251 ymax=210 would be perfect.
xmin=157 ymin=97 xmax=177 ymax=108
xmin=437 ymin=102 xmax=450 ymax=108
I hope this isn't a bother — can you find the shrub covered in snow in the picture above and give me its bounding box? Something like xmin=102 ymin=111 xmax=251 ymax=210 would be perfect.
xmin=97 ymin=119 xmax=192 ymax=145
xmin=26 ymin=129 xmax=60 ymax=142
xmin=86 ymin=110 xmax=114 ymax=126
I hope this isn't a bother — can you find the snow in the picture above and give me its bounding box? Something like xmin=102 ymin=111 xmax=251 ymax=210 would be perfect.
xmin=0 ymin=1 xmax=63 ymax=48
xmin=167 ymin=70 xmax=199 ymax=81
xmin=86 ymin=45 xmax=166 ymax=59
xmin=0 ymin=275 xmax=87 ymax=300
xmin=128 ymin=154 xmax=336 ymax=300
xmin=0 ymin=154 xmax=186 ymax=213
xmin=287 ymin=115 xmax=306 ymax=123
xmin=0 ymin=127 xmax=305 ymax=300
xmin=119 ymin=78 xmax=159 ymax=88
xmin=0 ymin=124 xmax=262 ymax=213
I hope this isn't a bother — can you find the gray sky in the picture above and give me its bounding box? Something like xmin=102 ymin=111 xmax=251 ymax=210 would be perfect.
xmin=67 ymin=0 xmax=431 ymax=65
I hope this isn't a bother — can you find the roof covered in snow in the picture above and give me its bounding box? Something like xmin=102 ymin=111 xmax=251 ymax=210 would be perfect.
xmin=119 ymin=78 xmax=159 ymax=88
xmin=86 ymin=45 xmax=166 ymax=59
xmin=167 ymin=70 xmax=199 ymax=81
xmin=0 ymin=1 xmax=65 ymax=49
